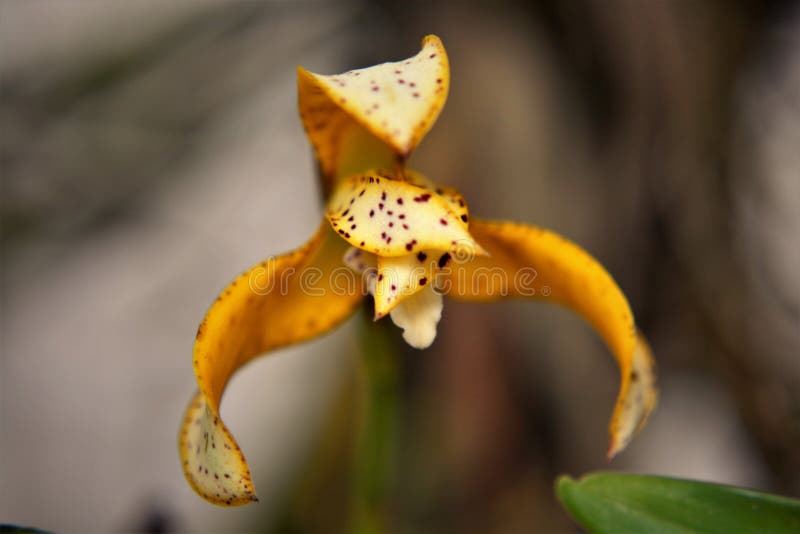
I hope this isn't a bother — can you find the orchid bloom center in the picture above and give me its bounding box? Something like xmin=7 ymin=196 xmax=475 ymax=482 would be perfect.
xmin=179 ymin=35 xmax=659 ymax=508
xmin=333 ymin=171 xmax=483 ymax=348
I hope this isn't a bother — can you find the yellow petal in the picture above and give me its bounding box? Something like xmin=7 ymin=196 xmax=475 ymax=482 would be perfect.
xmin=374 ymin=250 xmax=440 ymax=318
xmin=298 ymin=35 xmax=449 ymax=180
xmin=297 ymin=79 xmax=396 ymax=194
xmin=441 ymin=219 xmax=658 ymax=458
xmin=179 ymin=222 xmax=362 ymax=506
xmin=404 ymin=169 xmax=471 ymax=227
xmin=326 ymin=174 xmax=485 ymax=258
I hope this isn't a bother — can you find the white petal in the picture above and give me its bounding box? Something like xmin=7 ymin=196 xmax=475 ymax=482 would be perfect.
xmin=342 ymin=246 xmax=377 ymax=274
xmin=389 ymin=284 xmax=443 ymax=349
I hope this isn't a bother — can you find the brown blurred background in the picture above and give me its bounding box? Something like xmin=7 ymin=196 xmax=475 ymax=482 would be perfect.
xmin=1 ymin=1 xmax=798 ymax=532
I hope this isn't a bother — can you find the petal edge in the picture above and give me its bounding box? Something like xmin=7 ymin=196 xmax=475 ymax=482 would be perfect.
xmin=442 ymin=219 xmax=658 ymax=457
xmin=299 ymin=35 xmax=449 ymax=180
xmin=179 ymin=221 xmax=362 ymax=505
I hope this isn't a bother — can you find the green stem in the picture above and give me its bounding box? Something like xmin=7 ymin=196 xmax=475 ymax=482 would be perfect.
xmin=351 ymin=312 xmax=400 ymax=534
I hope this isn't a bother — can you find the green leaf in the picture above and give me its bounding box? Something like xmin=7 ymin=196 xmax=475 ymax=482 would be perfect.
xmin=556 ymin=472 xmax=800 ymax=534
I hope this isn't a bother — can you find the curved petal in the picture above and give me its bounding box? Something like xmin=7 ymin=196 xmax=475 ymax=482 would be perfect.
xmin=441 ymin=219 xmax=657 ymax=458
xmin=179 ymin=222 xmax=362 ymax=506
xmin=326 ymin=174 xmax=485 ymax=257
xmin=298 ymin=35 xmax=449 ymax=184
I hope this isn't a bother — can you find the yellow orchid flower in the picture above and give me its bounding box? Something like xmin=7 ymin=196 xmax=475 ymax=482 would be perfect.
xmin=178 ymin=35 xmax=658 ymax=507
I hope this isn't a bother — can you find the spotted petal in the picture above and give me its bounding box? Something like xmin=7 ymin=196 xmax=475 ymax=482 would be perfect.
xmin=441 ymin=219 xmax=658 ymax=458
xmin=179 ymin=222 xmax=362 ymax=506
xmin=404 ymin=169 xmax=471 ymax=226
xmin=299 ymin=35 xmax=449 ymax=184
xmin=374 ymin=250 xmax=441 ymax=318
xmin=326 ymin=174 xmax=485 ymax=258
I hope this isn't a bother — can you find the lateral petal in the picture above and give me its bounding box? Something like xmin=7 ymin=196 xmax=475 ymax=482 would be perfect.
xmin=326 ymin=174 xmax=485 ymax=257
xmin=441 ymin=219 xmax=657 ymax=458
xmin=179 ymin=222 xmax=362 ymax=506
xmin=298 ymin=35 xmax=449 ymax=181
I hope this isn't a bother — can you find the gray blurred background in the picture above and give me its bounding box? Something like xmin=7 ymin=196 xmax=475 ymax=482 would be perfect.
xmin=1 ymin=1 xmax=798 ymax=532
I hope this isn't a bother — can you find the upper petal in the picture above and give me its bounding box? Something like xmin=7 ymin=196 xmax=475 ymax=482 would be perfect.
xmin=441 ymin=219 xmax=658 ymax=458
xmin=179 ymin=221 xmax=362 ymax=506
xmin=298 ymin=35 xmax=449 ymax=180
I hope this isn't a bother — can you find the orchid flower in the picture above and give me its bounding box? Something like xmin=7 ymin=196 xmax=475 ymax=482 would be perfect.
xmin=179 ymin=35 xmax=658 ymax=507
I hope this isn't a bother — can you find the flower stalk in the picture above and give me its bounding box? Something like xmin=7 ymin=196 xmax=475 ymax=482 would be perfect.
xmin=351 ymin=310 xmax=401 ymax=533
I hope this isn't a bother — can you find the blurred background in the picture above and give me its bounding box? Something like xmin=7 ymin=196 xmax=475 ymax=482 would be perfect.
xmin=2 ymin=1 xmax=798 ymax=532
